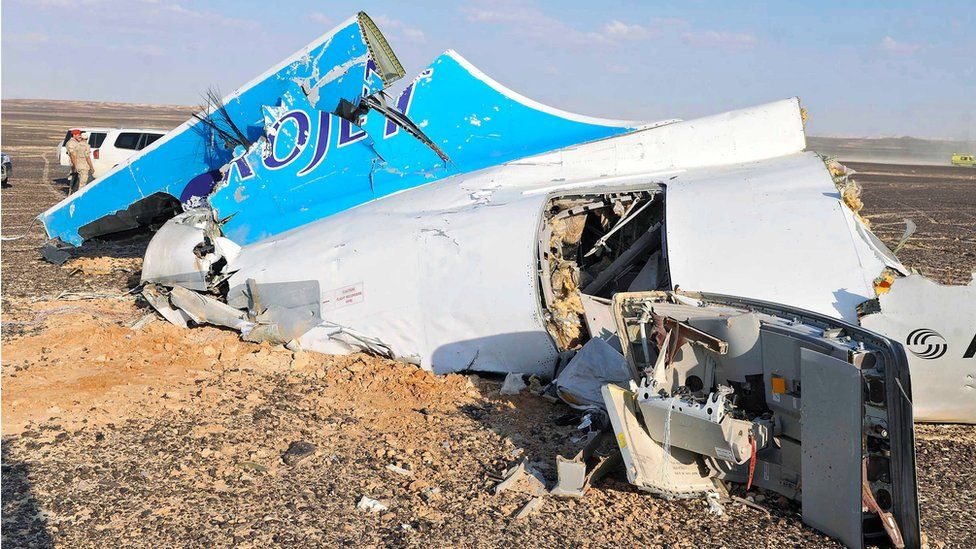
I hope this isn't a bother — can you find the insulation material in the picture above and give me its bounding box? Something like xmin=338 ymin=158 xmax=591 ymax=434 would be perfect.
xmin=839 ymin=179 xmax=871 ymax=228
xmin=540 ymin=192 xmax=664 ymax=351
xmin=828 ymin=159 xmax=872 ymax=229
xmin=548 ymin=261 xmax=586 ymax=349
xmin=549 ymin=215 xmax=587 ymax=248
xmin=826 ymin=159 xmax=852 ymax=179
xmin=594 ymin=208 xmax=615 ymax=230
xmin=544 ymin=206 xmax=593 ymax=350
xmin=873 ymin=267 xmax=899 ymax=295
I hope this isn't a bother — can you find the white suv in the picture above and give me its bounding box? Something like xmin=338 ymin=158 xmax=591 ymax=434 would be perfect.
xmin=58 ymin=127 xmax=167 ymax=179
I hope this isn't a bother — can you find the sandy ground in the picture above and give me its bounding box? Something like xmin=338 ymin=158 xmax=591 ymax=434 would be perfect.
xmin=2 ymin=100 xmax=975 ymax=547
xmin=846 ymin=161 xmax=976 ymax=286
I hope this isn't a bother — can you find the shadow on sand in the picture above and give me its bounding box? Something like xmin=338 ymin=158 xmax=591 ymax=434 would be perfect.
xmin=1 ymin=439 xmax=53 ymax=548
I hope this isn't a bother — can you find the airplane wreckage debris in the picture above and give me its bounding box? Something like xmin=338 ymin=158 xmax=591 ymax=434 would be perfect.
xmin=35 ymin=11 xmax=976 ymax=548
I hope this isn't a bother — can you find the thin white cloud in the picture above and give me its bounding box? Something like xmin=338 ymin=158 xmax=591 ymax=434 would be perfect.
xmin=460 ymin=5 xmax=716 ymax=52
xmin=372 ymin=14 xmax=427 ymax=44
xmin=880 ymin=36 xmax=922 ymax=55
xmin=459 ymin=4 xmax=610 ymax=48
xmin=403 ymin=28 xmax=426 ymax=43
xmin=681 ymin=30 xmax=758 ymax=51
xmin=25 ymin=0 xmax=262 ymax=32
xmin=152 ymin=2 xmax=260 ymax=31
xmin=650 ymin=17 xmax=689 ymax=28
xmin=603 ymin=19 xmax=649 ymax=39
xmin=310 ymin=12 xmax=331 ymax=25
xmin=606 ymin=64 xmax=631 ymax=74
xmin=461 ymin=6 xmax=530 ymax=24
xmin=33 ymin=0 xmax=106 ymax=6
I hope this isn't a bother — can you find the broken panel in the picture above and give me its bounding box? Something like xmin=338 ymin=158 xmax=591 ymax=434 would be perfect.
xmin=800 ymin=348 xmax=863 ymax=547
xmin=663 ymin=153 xmax=896 ymax=324
xmin=606 ymin=291 xmax=920 ymax=548
xmin=602 ymin=383 xmax=717 ymax=498
xmin=550 ymin=430 xmax=621 ymax=499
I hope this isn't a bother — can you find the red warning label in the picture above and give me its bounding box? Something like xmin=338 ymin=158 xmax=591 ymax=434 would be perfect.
xmin=323 ymin=282 xmax=364 ymax=311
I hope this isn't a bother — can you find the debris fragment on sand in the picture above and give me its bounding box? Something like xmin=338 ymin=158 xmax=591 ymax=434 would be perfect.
xmin=499 ymin=373 xmax=527 ymax=395
xmin=514 ymin=496 xmax=545 ymax=519
xmin=357 ymin=496 xmax=389 ymax=514
xmin=385 ymin=464 xmax=413 ymax=477
xmin=494 ymin=459 xmax=547 ymax=497
xmin=553 ymin=337 xmax=630 ymax=410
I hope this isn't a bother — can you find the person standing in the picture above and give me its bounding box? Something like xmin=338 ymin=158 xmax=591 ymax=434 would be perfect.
xmin=66 ymin=129 xmax=94 ymax=193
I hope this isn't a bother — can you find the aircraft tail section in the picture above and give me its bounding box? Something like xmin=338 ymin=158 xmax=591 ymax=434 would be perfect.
xmin=40 ymin=13 xmax=401 ymax=245
xmin=209 ymin=49 xmax=646 ymax=244
xmin=39 ymin=13 xmax=652 ymax=247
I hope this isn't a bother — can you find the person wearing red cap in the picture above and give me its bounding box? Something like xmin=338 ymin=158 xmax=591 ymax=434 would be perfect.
xmin=65 ymin=129 xmax=94 ymax=192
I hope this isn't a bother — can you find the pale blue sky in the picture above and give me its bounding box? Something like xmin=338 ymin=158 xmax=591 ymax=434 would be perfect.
xmin=3 ymin=1 xmax=974 ymax=139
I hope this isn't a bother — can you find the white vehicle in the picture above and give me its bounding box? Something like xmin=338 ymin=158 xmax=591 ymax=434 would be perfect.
xmin=58 ymin=127 xmax=167 ymax=179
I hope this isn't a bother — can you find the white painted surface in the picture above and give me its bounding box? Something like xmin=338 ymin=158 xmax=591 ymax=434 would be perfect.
xmin=502 ymin=97 xmax=806 ymax=183
xmin=226 ymin=166 xmax=559 ymax=375
xmin=862 ymin=274 xmax=976 ymax=423
xmin=141 ymin=211 xmax=211 ymax=290
xmin=666 ymin=152 xmax=888 ymax=323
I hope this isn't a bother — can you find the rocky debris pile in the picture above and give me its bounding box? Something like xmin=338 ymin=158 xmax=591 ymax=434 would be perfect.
xmin=1 ymin=299 xmax=846 ymax=547
xmin=0 ymin=296 xmax=968 ymax=547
